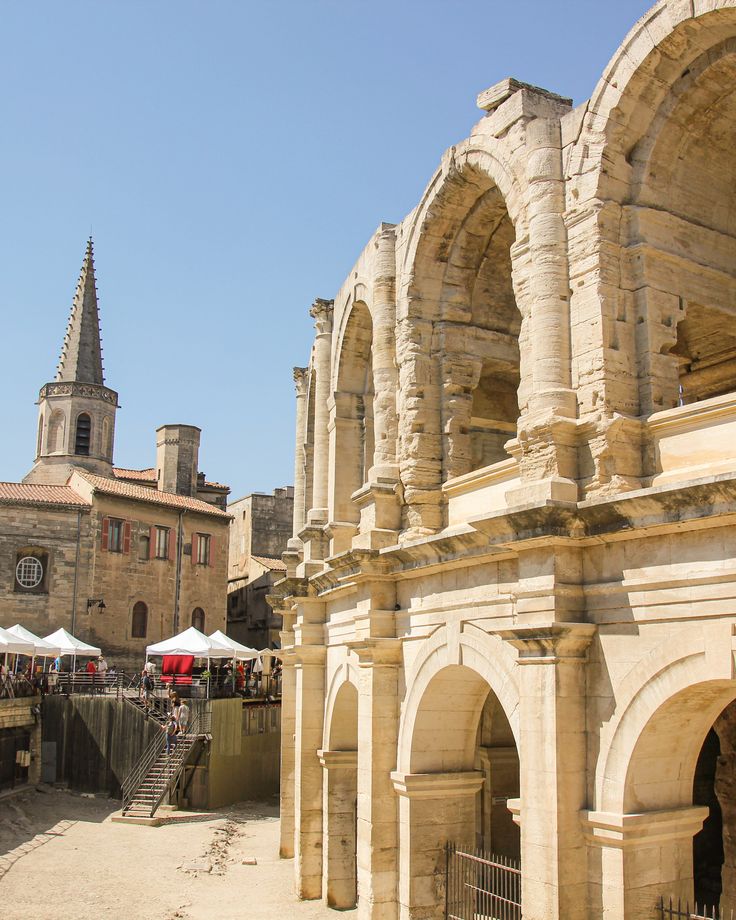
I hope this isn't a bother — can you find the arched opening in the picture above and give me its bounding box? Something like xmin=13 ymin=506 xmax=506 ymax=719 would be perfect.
xmin=615 ymin=680 xmax=736 ymax=916
xmin=399 ymin=664 xmax=520 ymax=918
xmin=74 ymin=413 xmax=91 ymax=456
xmin=191 ymin=607 xmax=205 ymax=632
xmin=47 ymin=410 xmax=66 ymax=454
xmin=131 ymin=601 xmax=148 ymax=639
xmin=322 ymin=680 xmax=358 ymax=910
xmin=404 ymin=163 xmax=524 ymax=521
xmin=332 ymin=301 xmax=375 ymax=524
xmin=630 ymin=40 xmax=736 ymax=411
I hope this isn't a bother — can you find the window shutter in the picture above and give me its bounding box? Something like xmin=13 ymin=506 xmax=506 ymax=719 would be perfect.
xmin=101 ymin=517 xmax=109 ymax=551
xmin=192 ymin=532 xmax=198 ymax=565
xmin=149 ymin=526 xmax=155 ymax=560
xmin=168 ymin=528 xmax=176 ymax=561
xmin=209 ymin=536 xmax=215 ymax=567
xmin=123 ymin=521 xmax=131 ymax=555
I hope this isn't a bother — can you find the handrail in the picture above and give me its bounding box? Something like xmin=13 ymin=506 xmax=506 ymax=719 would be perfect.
xmin=121 ymin=711 xmax=202 ymax=816
xmin=122 ymin=725 xmax=166 ymax=811
xmin=149 ymin=712 xmax=201 ymax=816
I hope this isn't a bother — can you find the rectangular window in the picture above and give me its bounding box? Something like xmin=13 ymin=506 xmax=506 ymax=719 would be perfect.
xmin=196 ymin=533 xmax=211 ymax=565
xmin=108 ymin=518 xmax=124 ymax=553
xmin=155 ymin=526 xmax=170 ymax=560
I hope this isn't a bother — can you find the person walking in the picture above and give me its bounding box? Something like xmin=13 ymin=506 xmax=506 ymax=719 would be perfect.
xmin=176 ymin=699 xmax=190 ymax=735
xmin=165 ymin=714 xmax=178 ymax=756
xmin=141 ymin=669 xmax=155 ymax=716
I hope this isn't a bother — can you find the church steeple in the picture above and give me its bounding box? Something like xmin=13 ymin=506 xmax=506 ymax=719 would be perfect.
xmin=24 ymin=240 xmax=119 ymax=486
xmin=56 ymin=238 xmax=105 ymax=386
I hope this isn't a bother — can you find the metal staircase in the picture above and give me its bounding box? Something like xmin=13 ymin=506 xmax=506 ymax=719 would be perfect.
xmin=121 ymin=712 xmax=201 ymax=818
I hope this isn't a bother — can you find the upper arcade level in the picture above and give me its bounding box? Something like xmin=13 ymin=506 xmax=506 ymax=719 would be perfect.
xmin=284 ymin=3 xmax=736 ymax=564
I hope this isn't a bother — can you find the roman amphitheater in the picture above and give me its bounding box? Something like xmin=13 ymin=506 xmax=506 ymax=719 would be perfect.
xmin=274 ymin=2 xmax=736 ymax=919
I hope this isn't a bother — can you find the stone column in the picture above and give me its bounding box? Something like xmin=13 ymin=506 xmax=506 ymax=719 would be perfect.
xmin=371 ymin=223 xmax=399 ymax=480
xmin=293 ymin=594 xmax=327 ymax=899
xmin=350 ymin=638 xmax=402 ymax=920
xmin=320 ymin=749 xmax=359 ymax=909
xmin=291 ymin=367 xmax=309 ymax=539
xmin=391 ymin=771 xmax=485 ymax=920
xmin=279 ymin=612 xmax=297 ymax=858
xmin=309 ymin=298 xmax=334 ymax=522
xmin=327 ymin=392 xmax=362 ymax=555
xmin=582 ymin=807 xmax=708 ymax=919
xmin=500 ymin=623 xmax=595 ymax=920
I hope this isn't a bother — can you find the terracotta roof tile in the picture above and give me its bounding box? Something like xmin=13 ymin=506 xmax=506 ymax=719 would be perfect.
xmin=251 ymin=554 xmax=287 ymax=571
xmin=0 ymin=482 xmax=90 ymax=509
xmin=113 ymin=467 xmax=156 ymax=482
xmin=113 ymin=467 xmax=229 ymax=491
xmin=78 ymin=472 xmax=230 ymax=519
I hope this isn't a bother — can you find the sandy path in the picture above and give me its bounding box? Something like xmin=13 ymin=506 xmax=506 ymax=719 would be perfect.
xmin=0 ymin=789 xmax=355 ymax=920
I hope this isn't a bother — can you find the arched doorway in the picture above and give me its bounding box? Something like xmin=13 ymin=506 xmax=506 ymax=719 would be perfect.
xmin=395 ymin=663 xmax=520 ymax=919
xmin=321 ymin=679 xmax=358 ymax=910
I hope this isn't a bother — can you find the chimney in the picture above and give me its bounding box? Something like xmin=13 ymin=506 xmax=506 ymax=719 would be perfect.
xmin=156 ymin=424 xmax=201 ymax=496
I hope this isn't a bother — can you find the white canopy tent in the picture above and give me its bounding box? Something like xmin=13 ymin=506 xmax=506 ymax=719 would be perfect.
xmin=208 ymin=630 xmax=260 ymax=662
xmin=0 ymin=626 xmax=34 ymax=656
xmin=43 ymin=627 xmax=101 ymax=670
xmin=145 ymin=626 xmax=233 ymax=658
xmin=6 ymin=624 xmax=61 ymax=658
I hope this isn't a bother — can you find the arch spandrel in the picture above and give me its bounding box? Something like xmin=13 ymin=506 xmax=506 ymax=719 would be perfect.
xmin=397 ymin=622 xmax=520 ymax=775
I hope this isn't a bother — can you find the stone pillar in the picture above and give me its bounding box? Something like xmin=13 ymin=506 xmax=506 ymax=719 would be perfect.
xmin=320 ymin=749 xmax=359 ymax=909
xmin=500 ymin=623 xmax=595 ymax=920
xmin=327 ymin=391 xmax=362 ymax=555
xmin=582 ymin=807 xmax=708 ymax=919
xmin=371 ymin=223 xmax=399 ymax=481
xmin=391 ymin=771 xmax=485 ymax=920
xmin=440 ymin=351 xmax=483 ymax=482
xmin=293 ymin=594 xmax=327 ymax=899
xmin=350 ymin=638 xmax=402 ymax=920
xmin=309 ymin=298 xmax=334 ymax=522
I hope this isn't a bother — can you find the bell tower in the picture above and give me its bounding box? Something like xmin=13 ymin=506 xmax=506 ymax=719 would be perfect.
xmin=24 ymin=239 xmax=119 ymax=485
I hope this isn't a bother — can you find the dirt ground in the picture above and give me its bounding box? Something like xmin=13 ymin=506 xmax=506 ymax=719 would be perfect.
xmin=0 ymin=787 xmax=355 ymax=920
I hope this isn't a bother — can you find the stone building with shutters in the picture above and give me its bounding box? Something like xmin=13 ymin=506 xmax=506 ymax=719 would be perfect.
xmin=0 ymin=240 xmax=230 ymax=668
xmin=274 ymin=3 xmax=736 ymax=919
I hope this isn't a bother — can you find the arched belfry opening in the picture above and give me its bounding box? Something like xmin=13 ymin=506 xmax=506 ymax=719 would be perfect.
xmin=630 ymin=40 xmax=736 ymax=411
xmin=332 ymin=301 xmax=375 ymax=525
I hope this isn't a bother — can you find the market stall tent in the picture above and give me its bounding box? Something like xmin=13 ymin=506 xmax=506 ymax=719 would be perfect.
xmin=145 ymin=626 xmax=233 ymax=658
xmin=208 ymin=630 xmax=260 ymax=661
xmin=6 ymin=624 xmax=61 ymax=657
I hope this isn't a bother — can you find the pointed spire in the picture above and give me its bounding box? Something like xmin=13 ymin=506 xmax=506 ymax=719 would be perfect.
xmin=55 ymin=238 xmax=105 ymax=385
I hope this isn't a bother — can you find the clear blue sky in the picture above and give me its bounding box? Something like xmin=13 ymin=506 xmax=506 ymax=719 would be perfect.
xmin=0 ymin=0 xmax=652 ymax=500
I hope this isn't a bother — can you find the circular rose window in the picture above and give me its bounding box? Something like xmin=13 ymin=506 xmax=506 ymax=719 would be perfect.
xmin=16 ymin=556 xmax=43 ymax=588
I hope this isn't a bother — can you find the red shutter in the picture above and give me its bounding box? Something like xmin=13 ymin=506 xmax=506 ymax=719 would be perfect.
xmin=209 ymin=535 xmax=215 ymax=567
xmin=191 ymin=532 xmax=198 ymax=565
xmin=101 ymin=517 xmax=109 ymax=551
xmin=168 ymin=528 xmax=176 ymax=561
xmin=149 ymin=526 xmax=156 ymax=560
xmin=123 ymin=521 xmax=131 ymax=555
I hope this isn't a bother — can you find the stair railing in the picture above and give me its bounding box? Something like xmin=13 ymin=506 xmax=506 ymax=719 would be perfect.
xmin=121 ymin=724 xmax=166 ymax=813
xmin=148 ymin=712 xmax=201 ymax=817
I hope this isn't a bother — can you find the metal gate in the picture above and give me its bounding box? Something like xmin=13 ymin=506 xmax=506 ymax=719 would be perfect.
xmin=657 ymin=898 xmax=734 ymax=920
xmin=446 ymin=843 xmax=522 ymax=920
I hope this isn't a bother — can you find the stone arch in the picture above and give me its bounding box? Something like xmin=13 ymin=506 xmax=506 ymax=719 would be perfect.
xmin=398 ymin=622 xmax=520 ymax=774
xmin=396 ymin=140 xmax=530 ymax=533
xmin=47 ymin=410 xmax=66 ymax=454
xmin=330 ymin=300 xmax=375 ymax=525
xmin=323 ymin=660 xmax=360 ymax=751
xmin=571 ymin=2 xmax=736 ymax=426
xmin=321 ymin=662 xmax=360 ymax=910
xmin=596 ymin=630 xmax=735 ymax=815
